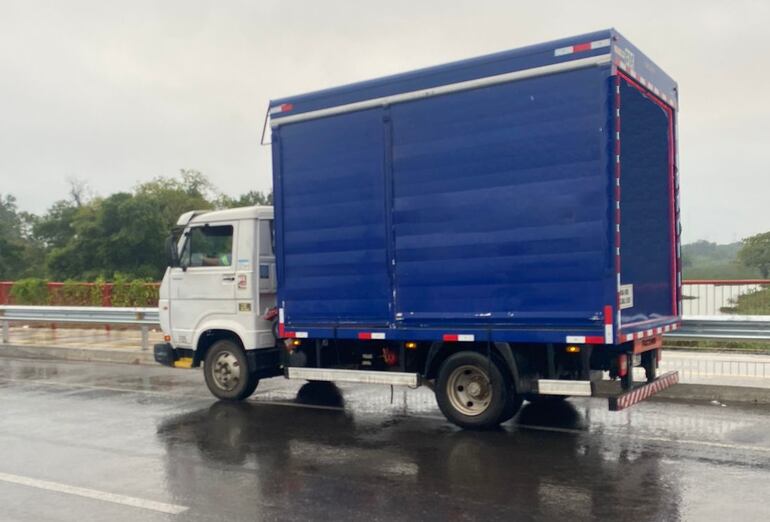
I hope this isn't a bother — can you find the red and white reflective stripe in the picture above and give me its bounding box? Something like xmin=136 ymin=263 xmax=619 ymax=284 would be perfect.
xmin=283 ymin=331 xmax=308 ymax=339
xmin=621 ymin=322 xmax=680 ymax=342
xmin=277 ymin=307 xmax=285 ymax=337
xmin=358 ymin=332 xmax=386 ymax=340
xmin=269 ymin=103 xmax=294 ymax=115
xmin=614 ymin=61 xmax=677 ymax=109
xmin=443 ymin=334 xmax=475 ymax=342
xmin=604 ymin=305 xmax=614 ymax=344
xmin=554 ymin=38 xmax=610 ymax=57
xmin=566 ymin=335 xmax=605 ymax=344
xmin=611 ymin=371 xmax=679 ymax=411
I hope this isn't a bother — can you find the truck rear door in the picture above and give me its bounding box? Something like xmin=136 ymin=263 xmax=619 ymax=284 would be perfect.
xmin=616 ymin=74 xmax=679 ymax=336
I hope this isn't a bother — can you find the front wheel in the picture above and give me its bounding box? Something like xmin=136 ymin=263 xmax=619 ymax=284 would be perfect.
xmin=203 ymin=340 xmax=259 ymax=401
xmin=435 ymin=351 xmax=510 ymax=430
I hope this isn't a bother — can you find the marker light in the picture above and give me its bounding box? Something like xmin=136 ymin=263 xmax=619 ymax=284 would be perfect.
xmin=565 ymin=345 xmax=581 ymax=353
xmin=405 ymin=342 xmax=417 ymax=350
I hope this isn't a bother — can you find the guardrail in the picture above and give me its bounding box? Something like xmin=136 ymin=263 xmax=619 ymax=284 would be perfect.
xmin=0 ymin=305 xmax=160 ymax=351
xmin=1 ymin=306 xmax=768 ymax=350
xmin=667 ymin=315 xmax=770 ymax=342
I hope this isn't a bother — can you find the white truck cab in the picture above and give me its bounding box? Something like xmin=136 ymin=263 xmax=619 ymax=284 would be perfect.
xmin=155 ymin=206 xmax=283 ymax=399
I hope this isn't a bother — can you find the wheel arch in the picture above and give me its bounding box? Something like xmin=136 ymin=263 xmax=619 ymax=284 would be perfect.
xmin=194 ymin=329 xmax=245 ymax=367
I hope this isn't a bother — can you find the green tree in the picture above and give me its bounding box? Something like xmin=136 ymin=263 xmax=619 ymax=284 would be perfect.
xmin=738 ymin=232 xmax=770 ymax=278
xmin=217 ymin=190 xmax=273 ymax=208
xmin=0 ymin=194 xmax=25 ymax=279
xmin=0 ymin=194 xmax=43 ymax=279
xmin=33 ymin=200 xmax=78 ymax=249
xmin=134 ymin=169 xmax=214 ymax=228
xmin=5 ymin=170 xmax=273 ymax=282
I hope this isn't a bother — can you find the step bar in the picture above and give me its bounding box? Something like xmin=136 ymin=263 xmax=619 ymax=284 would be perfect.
xmin=536 ymin=379 xmax=593 ymax=396
xmin=285 ymin=367 xmax=420 ymax=387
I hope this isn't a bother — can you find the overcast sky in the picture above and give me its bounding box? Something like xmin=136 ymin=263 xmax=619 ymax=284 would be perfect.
xmin=1 ymin=0 xmax=768 ymax=243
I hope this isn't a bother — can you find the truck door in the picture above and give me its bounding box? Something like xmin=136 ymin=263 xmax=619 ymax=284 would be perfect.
xmin=169 ymin=222 xmax=237 ymax=347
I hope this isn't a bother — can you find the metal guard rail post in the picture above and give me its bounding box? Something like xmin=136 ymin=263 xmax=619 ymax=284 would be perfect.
xmin=0 ymin=305 xmax=160 ymax=351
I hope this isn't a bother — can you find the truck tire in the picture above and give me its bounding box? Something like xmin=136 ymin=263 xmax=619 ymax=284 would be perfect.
xmin=203 ymin=340 xmax=259 ymax=401
xmin=435 ymin=351 xmax=510 ymax=430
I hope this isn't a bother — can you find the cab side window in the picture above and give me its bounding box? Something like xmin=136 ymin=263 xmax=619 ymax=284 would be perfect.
xmin=259 ymin=219 xmax=274 ymax=256
xmin=182 ymin=225 xmax=233 ymax=268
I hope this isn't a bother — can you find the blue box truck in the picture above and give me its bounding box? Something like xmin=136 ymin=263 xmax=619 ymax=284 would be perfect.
xmin=156 ymin=29 xmax=681 ymax=429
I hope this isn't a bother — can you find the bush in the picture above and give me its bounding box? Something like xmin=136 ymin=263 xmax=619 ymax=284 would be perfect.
xmin=111 ymin=277 xmax=159 ymax=307
xmin=53 ymin=280 xmax=103 ymax=306
xmin=10 ymin=278 xmax=50 ymax=305
xmin=725 ymin=286 xmax=770 ymax=315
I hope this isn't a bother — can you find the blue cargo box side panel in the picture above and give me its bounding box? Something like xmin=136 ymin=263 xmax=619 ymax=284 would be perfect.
xmin=390 ymin=66 xmax=613 ymax=326
xmin=275 ymin=66 xmax=617 ymax=331
xmin=276 ymin=109 xmax=391 ymax=325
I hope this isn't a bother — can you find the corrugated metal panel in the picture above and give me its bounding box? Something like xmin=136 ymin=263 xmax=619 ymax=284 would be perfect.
xmin=277 ymin=108 xmax=390 ymax=325
xmin=390 ymin=66 xmax=612 ymax=326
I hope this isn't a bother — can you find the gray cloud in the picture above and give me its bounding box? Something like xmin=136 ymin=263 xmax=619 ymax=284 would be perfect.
xmin=1 ymin=0 xmax=768 ymax=243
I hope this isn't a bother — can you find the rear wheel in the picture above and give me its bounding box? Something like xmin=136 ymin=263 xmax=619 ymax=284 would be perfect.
xmin=435 ymin=351 xmax=510 ymax=430
xmin=203 ymin=340 xmax=259 ymax=401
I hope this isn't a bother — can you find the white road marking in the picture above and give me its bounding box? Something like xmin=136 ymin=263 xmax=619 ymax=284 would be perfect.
xmin=0 ymin=471 xmax=188 ymax=515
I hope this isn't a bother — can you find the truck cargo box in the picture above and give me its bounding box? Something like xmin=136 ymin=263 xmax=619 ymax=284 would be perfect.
xmin=270 ymin=29 xmax=681 ymax=345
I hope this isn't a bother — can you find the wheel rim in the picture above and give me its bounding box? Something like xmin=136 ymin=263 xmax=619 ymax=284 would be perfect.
xmin=446 ymin=364 xmax=493 ymax=416
xmin=212 ymin=351 xmax=241 ymax=392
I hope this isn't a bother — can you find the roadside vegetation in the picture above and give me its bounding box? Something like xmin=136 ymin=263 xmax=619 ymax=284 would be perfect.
xmin=0 ymin=170 xmax=271 ymax=282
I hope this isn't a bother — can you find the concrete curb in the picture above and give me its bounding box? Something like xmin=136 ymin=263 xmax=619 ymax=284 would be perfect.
xmin=654 ymin=383 xmax=770 ymax=404
xmin=1 ymin=344 xmax=154 ymax=366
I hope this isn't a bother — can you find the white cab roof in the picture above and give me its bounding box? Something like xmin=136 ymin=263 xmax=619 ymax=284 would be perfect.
xmin=176 ymin=206 xmax=274 ymax=226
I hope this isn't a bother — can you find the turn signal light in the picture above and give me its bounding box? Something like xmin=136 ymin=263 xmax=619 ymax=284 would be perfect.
xmin=565 ymin=345 xmax=581 ymax=353
xmin=291 ymin=339 xmax=302 ymax=347
xmin=164 ymin=335 xmax=171 ymax=342
xmin=405 ymin=342 xmax=417 ymax=350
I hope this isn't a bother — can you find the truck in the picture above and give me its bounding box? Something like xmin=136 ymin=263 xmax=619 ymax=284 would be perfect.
xmin=154 ymin=29 xmax=682 ymax=429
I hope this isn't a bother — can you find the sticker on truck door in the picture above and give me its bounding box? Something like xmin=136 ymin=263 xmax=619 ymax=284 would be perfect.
xmin=619 ymin=284 xmax=634 ymax=309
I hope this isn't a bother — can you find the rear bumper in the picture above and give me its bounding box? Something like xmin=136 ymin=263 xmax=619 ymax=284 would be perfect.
xmin=608 ymin=371 xmax=679 ymax=411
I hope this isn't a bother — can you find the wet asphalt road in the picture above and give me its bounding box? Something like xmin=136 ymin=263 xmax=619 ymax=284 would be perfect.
xmin=0 ymin=358 xmax=769 ymax=521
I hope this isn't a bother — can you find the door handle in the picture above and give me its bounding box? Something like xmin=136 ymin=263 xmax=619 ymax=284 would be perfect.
xmin=222 ymin=275 xmax=235 ymax=282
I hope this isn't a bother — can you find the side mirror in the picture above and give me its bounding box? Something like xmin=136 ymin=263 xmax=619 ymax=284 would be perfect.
xmin=165 ymin=234 xmax=181 ymax=268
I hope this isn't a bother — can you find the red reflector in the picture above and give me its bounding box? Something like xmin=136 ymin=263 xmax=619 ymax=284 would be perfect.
xmin=280 ymin=103 xmax=294 ymax=112
xmin=573 ymin=42 xmax=592 ymax=52
xmin=617 ymin=354 xmax=628 ymax=377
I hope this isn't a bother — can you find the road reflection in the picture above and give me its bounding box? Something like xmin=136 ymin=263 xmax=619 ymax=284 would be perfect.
xmin=156 ymin=384 xmax=681 ymax=520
